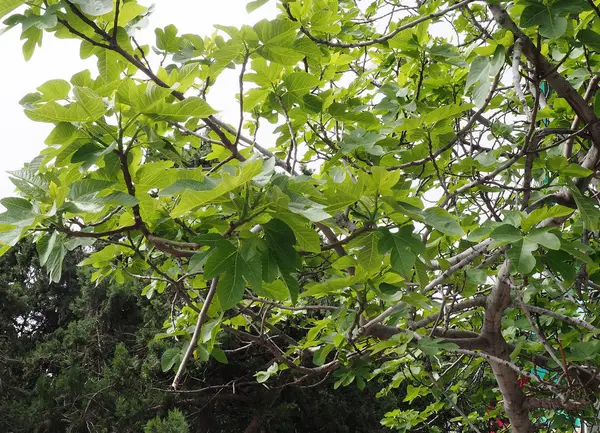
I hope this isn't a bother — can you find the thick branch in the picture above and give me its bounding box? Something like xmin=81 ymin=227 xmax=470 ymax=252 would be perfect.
xmin=482 ymin=260 xmax=512 ymax=336
xmin=489 ymin=4 xmax=600 ymax=187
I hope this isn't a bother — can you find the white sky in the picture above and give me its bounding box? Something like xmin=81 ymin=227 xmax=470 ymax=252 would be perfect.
xmin=0 ymin=0 xmax=278 ymax=199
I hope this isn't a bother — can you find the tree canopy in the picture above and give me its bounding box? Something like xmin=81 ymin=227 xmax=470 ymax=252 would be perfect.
xmin=2 ymin=0 xmax=600 ymax=431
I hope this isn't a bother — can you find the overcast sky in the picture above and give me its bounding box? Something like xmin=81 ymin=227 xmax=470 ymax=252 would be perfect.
xmin=0 ymin=0 xmax=277 ymax=199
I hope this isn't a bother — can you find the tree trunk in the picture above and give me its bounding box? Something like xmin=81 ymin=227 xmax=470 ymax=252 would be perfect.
xmin=483 ymin=261 xmax=536 ymax=433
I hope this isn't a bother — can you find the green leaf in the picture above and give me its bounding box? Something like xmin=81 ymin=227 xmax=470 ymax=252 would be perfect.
xmin=521 ymin=3 xmax=567 ymax=39
xmin=417 ymin=337 xmax=458 ymax=356
xmin=71 ymin=142 xmax=116 ymax=168
xmin=247 ymin=0 xmax=269 ymax=13
xmin=155 ymin=24 xmax=180 ymax=52
xmin=379 ymin=230 xmax=416 ymax=276
xmin=37 ymin=79 xmax=71 ymax=101
xmin=217 ymin=255 xmax=246 ymax=310
xmin=279 ymin=272 xmax=300 ymax=304
xmin=263 ymin=219 xmax=301 ymax=302
xmin=254 ymin=19 xmax=299 ymax=44
xmin=211 ymin=347 xmax=229 ymax=364
xmin=36 ymin=232 xmax=66 ymax=283
xmin=0 ymin=197 xmax=34 ymax=224
xmin=507 ymin=239 xmax=538 ymax=274
xmin=578 ymin=29 xmax=600 ymax=52
xmin=71 ymin=0 xmax=112 ymax=15
xmin=292 ymin=38 xmax=322 ymax=59
xmin=258 ymin=45 xmax=304 ymax=65
xmin=0 ymin=0 xmax=24 ymax=19
xmin=490 ymin=224 xmax=522 ymax=245
xmin=204 ymin=240 xmax=237 ymax=279
xmin=404 ymin=385 xmax=425 ymax=404
xmin=522 ymin=205 xmax=574 ymax=232
xmin=414 ymin=258 xmax=429 ymax=290
xmin=254 ymin=280 xmax=288 ymax=301
xmin=313 ymin=344 xmax=334 ymax=366
xmin=551 ymin=0 xmax=590 ymax=14
xmin=560 ymin=163 xmax=594 ymax=178
xmin=302 ymin=94 xmax=323 ymax=113
xmin=560 ymin=241 xmax=594 ymax=265
xmin=25 ymin=87 xmax=106 ymax=123
xmin=569 ymin=181 xmax=600 ymax=232
xmin=148 ymin=97 xmax=217 ymax=121
xmin=117 ymin=80 xmax=172 ymax=111
xmin=0 ymin=198 xmax=36 ymax=248
xmin=19 ymin=25 xmax=43 ymax=60
xmin=160 ymin=348 xmax=181 ymax=372
xmin=402 ymin=292 xmax=433 ymax=311
xmin=353 ymin=231 xmax=383 ymax=275
xmin=261 ymin=248 xmax=279 ymax=283
xmin=567 ymin=341 xmax=600 ymax=362
xmin=255 ymin=362 xmax=279 ymax=383
xmin=188 ymin=250 xmax=211 ymax=274
xmin=172 ymin=160 xmax=262 ymax=216
xmin=68 ymin=178 xmax=114 ymax=200
xmin=277 ymin=212 xmax=321 ymax=253
xmin=204 ymin=241 xmax=256 ymax=309
xmin=284 ymin=71 xmax=320 ymax=94
xmin=263 ymin=219 xmax=298 ymax=267
xmin=545 ymin=250 xmax=576 ymax=282
xmin=114 ymin=2 xmax=148 ymax=26
xmin=465 ymin=56 xmax=490 ymax=92
xmin=238 ymin=246 xmax=262 ymax=290
xmin=96 ymin=50 xmax=122 ymax=84
xmin=466 ymin=268 xmax=487 ymax=284
xmin=422 ymin=103 xmax=474 ymax=124
xmin=160 ymin=178 xmax=216 ymax=196
xmin=302 ymin=276 xmax=354 ymax=298
xmin=525 ymin=228 xmax=560 ymax=250
xmin=422 ymin=208 xmax=464 ymax=236
xmin=464 ymin=56 xmax=492 ymax=106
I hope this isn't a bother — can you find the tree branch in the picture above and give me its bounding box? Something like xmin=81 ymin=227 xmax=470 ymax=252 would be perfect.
xmin=172 ymin=277 xmax=219 ymax=389
xmin=285 ymin=0 xmax=475 ymax=49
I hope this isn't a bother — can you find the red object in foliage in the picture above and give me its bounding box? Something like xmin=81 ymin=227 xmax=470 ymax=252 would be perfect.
xmin=488 ymin=411 xmax=508 ymax=433
xmin=517 ymin=376 xmax=530 ymax=389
